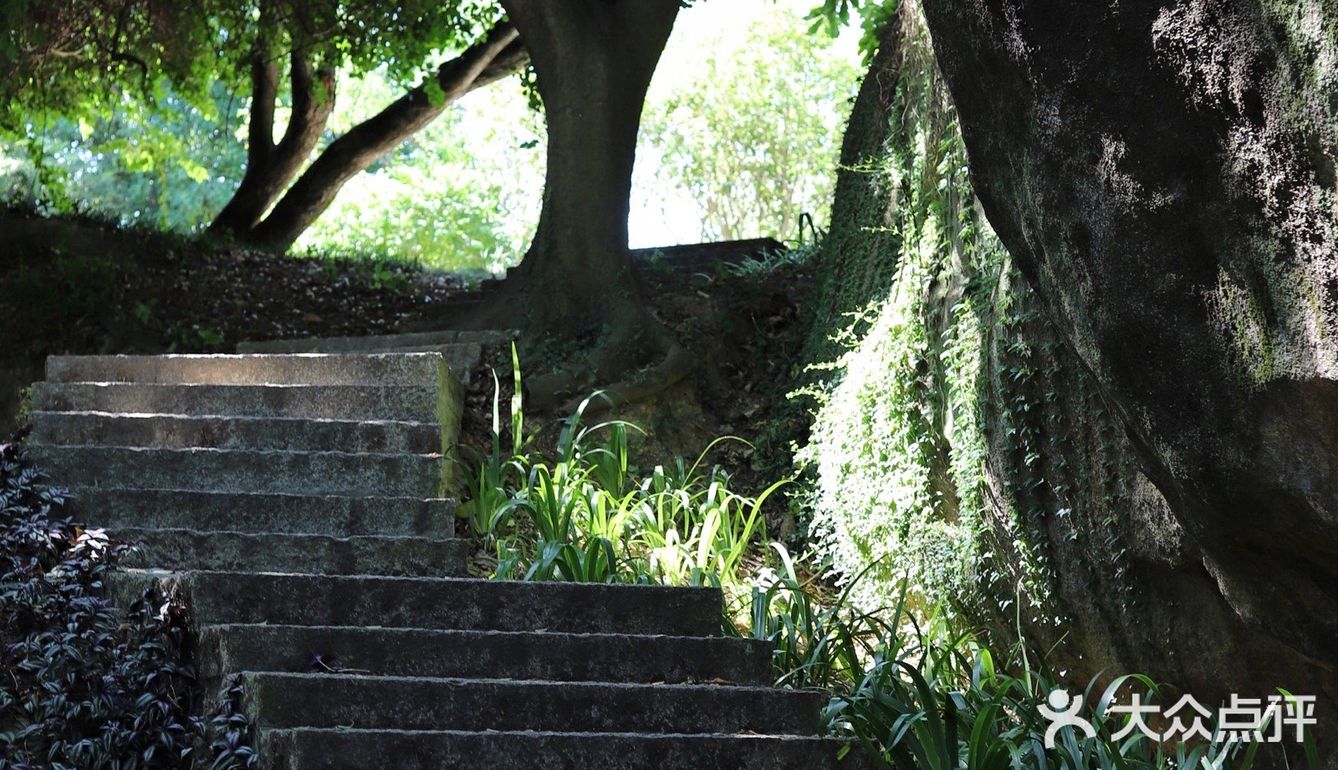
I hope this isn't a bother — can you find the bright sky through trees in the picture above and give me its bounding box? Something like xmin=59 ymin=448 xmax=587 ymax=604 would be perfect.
xmin=306 ymin=0 xmax=862 ymax=262
xmin=631 ymin=0 xmax=861 ymax=247
xmin=0 ymin=0 xmax=862 ymax=270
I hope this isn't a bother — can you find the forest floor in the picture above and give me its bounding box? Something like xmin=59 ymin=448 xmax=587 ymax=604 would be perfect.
xmin=1 ymin=209 xmax=464 ymax=433
xmin=1 ymin=211 xmax=818 ymax=526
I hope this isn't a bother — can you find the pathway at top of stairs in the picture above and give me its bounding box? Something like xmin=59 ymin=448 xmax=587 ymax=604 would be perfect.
xmin=25 ymin=329 xmax=864 ymax=770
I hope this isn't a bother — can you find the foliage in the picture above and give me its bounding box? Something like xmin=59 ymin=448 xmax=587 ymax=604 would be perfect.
xmin=0 ymin=62 xmax=541 ymax=273
xmin=0 ymin=0 xmax=502 ymax=119
xmin=0 ymin=0 xmax=508 ymax=252
xmin=805 ymin=0 xmax=901 ymax=60
xmin=827 ymin=632 xmax=1318 ymax=769
xmin=0 ymin=81 xmax=244 ymax=230
xmin=205 ymin=676 xmax=258 ymax=770
xmin=736 ymin=546 xmax=902 ymax=691
xmin=795 ymin=1 xmax=1007 ymax=613
xmin=722 ymin=241 xmax=820 ymax=279
xmin=0 ymin=1 xmax=234 ymax=122
xmin=0 ymin=434 xmax=264 ymax=769
xmin=293 ymin=68 xmax=544 ymax=273
xmin=638 ymin=6 xmax=859 ymax=242
xmin=796 ymin=0 xmax=1153 ymax=652
xmin=742 ymin=562 xmax=1320 ymax=769
xmin=0 ymin=432 xmax=205 ymax=769
xmin=461 ymin=348 xmax=781 ymax=596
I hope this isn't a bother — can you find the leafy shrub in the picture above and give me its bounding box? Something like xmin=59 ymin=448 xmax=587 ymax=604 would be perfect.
xmin=0 ymin=433 xmax=255 ymax=770
xmin=205 ymin=675 xmax=258 ymax=770
xmin=829 ymin=640 xmax=1318 ymax=770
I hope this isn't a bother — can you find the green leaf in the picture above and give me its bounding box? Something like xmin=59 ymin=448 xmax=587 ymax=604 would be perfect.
xmin=423 ymin=77 xmax=446 ymax=108
xmin=179 ymin=158 xmax=208 ymax=182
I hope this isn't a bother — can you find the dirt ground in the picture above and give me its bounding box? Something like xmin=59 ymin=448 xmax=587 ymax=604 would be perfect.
xmin=1 ymin=214 xmax=816 ymax=523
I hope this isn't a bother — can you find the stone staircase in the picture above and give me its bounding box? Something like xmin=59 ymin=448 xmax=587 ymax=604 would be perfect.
xmin=237 ymin=328 xmax=516 ymax=384
xmin=24 ymin=332 xmax=862 ymax=770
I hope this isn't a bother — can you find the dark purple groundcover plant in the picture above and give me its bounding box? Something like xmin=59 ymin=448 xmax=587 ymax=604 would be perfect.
xmin=0 ymin=431 xmax=255 ymax=770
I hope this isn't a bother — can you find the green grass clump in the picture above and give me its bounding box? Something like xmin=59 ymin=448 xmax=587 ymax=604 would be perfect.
xmin=460 ymin=346 xmax=779 ymax=593
xmin=742 ymin=562 xmax=1320 ymax=770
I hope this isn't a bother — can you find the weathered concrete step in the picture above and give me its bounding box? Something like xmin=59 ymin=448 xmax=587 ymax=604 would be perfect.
xmin=259 ymin=729 xmax=866 ymax=770
xmin=238 ymin=329 xmax=515 ymax=354
xmin=61 ymin=488 xmax=455 ymax=537
xmin=45 ymin=353 xmax=455 ymax=387
xmin=125 ymin=572 xmax=723 ymax=636
xmin=199 ymin=625 xmax=772 ymax=685
xmin=30 ymin=412 xmax=441 ymax=453
xmin=117 ymin=529 xmax=467 ymax=577
xmin=29 ymin=445 xmax=444 ymax=497
xmin=243 ymin=673 xmax=824 ymax=735
xmin=353 ymin=343 xmax=483 ymax=380
xmin=31 ymin=382 xmax=445 ymax=422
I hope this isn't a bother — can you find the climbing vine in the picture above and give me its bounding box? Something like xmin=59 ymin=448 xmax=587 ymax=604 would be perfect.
xmin=796 ymin=1 xmax=1008 ymax=613
xmin=795 ymin=1 xmax=1148 ymax=645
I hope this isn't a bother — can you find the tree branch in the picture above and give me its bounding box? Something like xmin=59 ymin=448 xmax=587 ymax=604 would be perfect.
xmin=269 ymin=51 xmax=336 ymax=180
xmin=246 ymin=44 xmax=279 ymax=169
xmin=244 ymin=21 xmax=523 ymax=250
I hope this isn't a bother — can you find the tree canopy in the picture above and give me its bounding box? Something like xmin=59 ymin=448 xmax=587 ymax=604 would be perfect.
xmin=1 ymin=0 xmax=503 ymax=120
xmin=0 ymin=0 xmax=521 ymax=243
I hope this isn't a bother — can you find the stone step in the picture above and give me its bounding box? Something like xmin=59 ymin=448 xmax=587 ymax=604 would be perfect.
xmin=117 ymin=529 xmax=467 ymax=577
xmin=126 ymin=572 xmax=723 ymax=636
xmin=30 ymin=445 xmax=444 ymax=497
xmin=258 ymin=729 xmax=865 ymax=770
xmin=30 ymin=382 xmax=447 ymax=422
xmin=30 ymin=412 xmax=441 ymax=453
xmin=60 ymin=488 xmax=455 ymax=537
xmin=359 ymin=343 xmax=483 ymax=380
xmin=241 ymin=672 xmax=825 ymax=735
xmin=238 ymin=329 xmax=515 ymax=354
xmin=45 ymin=353 xmax=455 ymax=387
xmin=198 ymin=625 xmax=772 ymax=685
xmin=237 ymin=331 xmax=515 ymax=385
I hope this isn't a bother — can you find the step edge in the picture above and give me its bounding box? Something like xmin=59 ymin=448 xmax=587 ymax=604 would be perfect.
xmin=202 ymin=623 xmax=769 ymax=646
xmin=137 ymin=570 xmax=721 ymax=594
xmin=32 ymin=445 xmax=446 ymax=461
xmin=30 ymin=410 xmax=443 ymax=428
xmin=262 ymin=727 xmax=845 ymax=741
xmin=109 ymin=528 xmax=468 ymax=545
xmin=240 ymin=670 xmax=822 ymax=697
xmin=60 ymin=488 xmax=456 ymax=503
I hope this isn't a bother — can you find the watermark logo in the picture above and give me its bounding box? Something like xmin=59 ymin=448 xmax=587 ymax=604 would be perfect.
xmin=1038 ymin=690 xmax=1097 ymax=747
xmin=1040 ymin=689 xmax=1316 ymax=748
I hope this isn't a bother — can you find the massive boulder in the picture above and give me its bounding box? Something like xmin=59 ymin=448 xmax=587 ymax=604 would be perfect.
xmin=919 ymin=0 xmax=1338 ymax=734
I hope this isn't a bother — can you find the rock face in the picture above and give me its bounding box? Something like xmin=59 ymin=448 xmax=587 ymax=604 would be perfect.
xmin=920 ymin=0 xmax=1338 ymax=735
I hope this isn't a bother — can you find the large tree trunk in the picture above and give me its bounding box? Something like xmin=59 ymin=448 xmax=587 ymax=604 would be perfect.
xmin=919 ymin=0 xmax=1338 ymax=747
xmin=210 ymin=49 xmax=335 ymax=235
xmin=496 ymin=0 xmax=680 ymax=339
xmin=246 ymin=24 xmax=525 ymax=251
